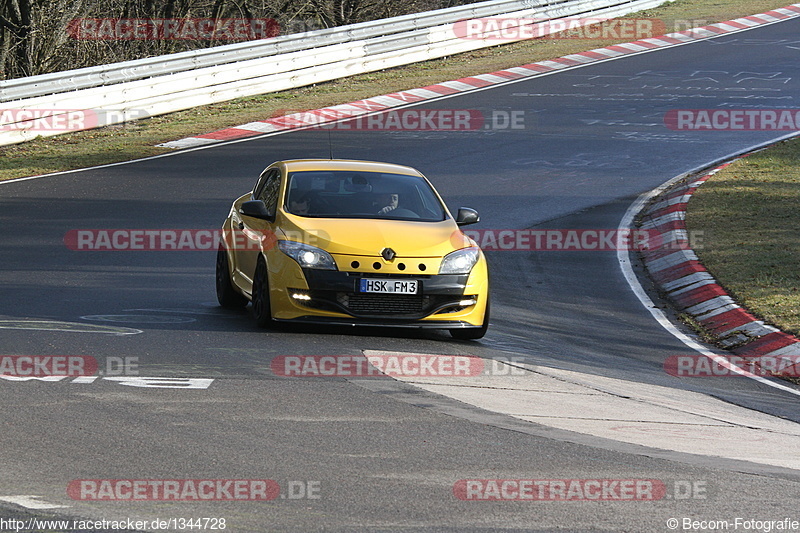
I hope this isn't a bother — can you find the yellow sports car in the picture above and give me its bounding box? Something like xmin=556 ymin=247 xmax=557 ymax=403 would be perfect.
xmin=216 ymin=159 xmax=489 ymax=339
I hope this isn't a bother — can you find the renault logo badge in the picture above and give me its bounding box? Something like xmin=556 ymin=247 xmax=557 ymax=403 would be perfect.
xmin=381 ymin=248 xmax=396 ymax=261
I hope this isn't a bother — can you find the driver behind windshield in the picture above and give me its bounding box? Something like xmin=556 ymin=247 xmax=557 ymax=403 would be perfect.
xmin=376 ymin=192 xmax=399 ymax=215
xmin=288 ymin=191 xmax=311 ymax=215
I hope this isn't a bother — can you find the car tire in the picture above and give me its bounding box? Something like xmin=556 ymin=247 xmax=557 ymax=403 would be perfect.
xmin=450 ymin=299 xmax=489 ymax=340
xmin=252 ymin=257 xmax=273 ymax=328
xmin=216 ymin=245 xmax=248 ymax=309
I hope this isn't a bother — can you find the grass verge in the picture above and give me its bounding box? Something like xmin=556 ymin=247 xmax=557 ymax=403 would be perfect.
xmin=0 ymin=0 xmax=793 ymax=181
xmin=685 ymin=138 xmax=800 ymax=338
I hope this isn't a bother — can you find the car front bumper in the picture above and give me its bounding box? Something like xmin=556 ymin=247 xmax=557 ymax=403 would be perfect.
xmin=268 ymin=258 xmax=488 ymax=327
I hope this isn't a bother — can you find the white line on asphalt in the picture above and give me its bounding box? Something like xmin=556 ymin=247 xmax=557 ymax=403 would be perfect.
xmin=0 ymin=319 xmax=141 ymax=335
xmin=617 ymin=133 xmax=800 ymax=398
xmin=0 ymin=495 xmax=68 ymax=509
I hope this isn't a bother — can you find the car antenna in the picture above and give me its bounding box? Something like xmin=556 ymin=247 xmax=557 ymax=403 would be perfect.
xmin=328 ymin=129 xmax=334 ymax=160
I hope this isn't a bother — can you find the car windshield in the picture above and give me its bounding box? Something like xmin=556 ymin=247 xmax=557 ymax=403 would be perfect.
xmin=285 ymin=170 xmax=448 ymax=221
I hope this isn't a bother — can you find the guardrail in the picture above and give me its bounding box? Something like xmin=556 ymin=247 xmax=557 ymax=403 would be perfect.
xmin=0 ymin=0 xmax=665 ymax=146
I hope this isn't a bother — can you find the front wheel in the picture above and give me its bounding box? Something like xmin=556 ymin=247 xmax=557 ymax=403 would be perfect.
xmin=216 ymin=245 xmax=248 ymax=309
xmin=450 ymin=299 xmax=489 ymax=340
xmin=251 ymin=257 xmax=273 ymax=328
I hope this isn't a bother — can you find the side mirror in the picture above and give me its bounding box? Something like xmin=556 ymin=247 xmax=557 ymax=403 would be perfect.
xmin=240 ymin=200 xmax=274 ymax=221
xmin=455 ymin=207 xmax=480 ymax=226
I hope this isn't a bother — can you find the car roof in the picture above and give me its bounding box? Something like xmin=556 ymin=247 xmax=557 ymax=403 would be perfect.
xmin=280 ymin=159 xmax=424 ymax=177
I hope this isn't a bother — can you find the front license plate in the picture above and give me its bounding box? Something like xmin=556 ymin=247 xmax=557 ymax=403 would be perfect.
xmin=359 ymin=278 xmax=419 ymax=294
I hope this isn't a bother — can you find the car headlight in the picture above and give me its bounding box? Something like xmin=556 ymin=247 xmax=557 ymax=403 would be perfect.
xmin=278 ymin=241 xmax=337 ymax=270
xmin=439 ymin=247 xmax=480 ymax=274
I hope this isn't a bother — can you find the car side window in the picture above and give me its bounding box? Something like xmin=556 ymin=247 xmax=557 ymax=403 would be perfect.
xmin=253 ymin=170 xmax=268 ymax=200
xmin=255 ymin=169 xmax=281 ymax=214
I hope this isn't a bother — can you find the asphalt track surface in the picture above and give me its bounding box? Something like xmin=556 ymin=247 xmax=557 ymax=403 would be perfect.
xmin=1 ymin=18 xmax=800 ymax=532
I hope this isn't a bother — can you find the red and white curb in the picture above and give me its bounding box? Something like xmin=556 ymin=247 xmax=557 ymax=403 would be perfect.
xmin=638 ymin=160 xmax=800 ymax=361
xmin=158 ymin=4 xmax=800 ymax=149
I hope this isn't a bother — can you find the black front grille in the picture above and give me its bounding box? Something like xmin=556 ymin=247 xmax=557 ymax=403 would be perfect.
xmin=298 ymin=271 xmax=470 ymax=319
xmin=341 ymin=293 xmax=425 ymax=315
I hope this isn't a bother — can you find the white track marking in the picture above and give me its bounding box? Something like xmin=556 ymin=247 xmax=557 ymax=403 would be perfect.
xmin=0 ymin=495 xmax=68 ymax=509
xmin=617 ymin=133 xmax=800 ymax=397
xmin=0 ymin=319 xmax=141 ymax=335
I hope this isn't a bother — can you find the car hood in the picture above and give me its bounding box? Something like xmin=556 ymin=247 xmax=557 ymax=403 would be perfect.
xmin=280 ymin=215 xmax=473 ymax=257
